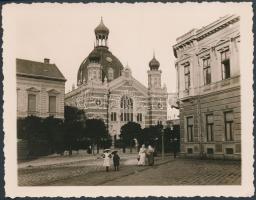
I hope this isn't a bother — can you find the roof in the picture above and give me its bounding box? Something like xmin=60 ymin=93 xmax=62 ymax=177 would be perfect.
xmin=16 ymin=58 xmax=66 ymax=82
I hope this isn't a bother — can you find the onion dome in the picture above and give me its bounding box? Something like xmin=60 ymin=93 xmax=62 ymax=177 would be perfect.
xmin=77 ymin=47 xmax=124 ymax=85
xmin=149 ymin=53 xmax=160 ymax=70
xmin=94 ymin=17 xmax=109 ymax=35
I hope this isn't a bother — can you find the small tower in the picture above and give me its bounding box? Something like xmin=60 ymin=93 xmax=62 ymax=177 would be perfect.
xmin=87 ymin=51 xmax=102 ymax=84
xmin=148 ymin=52 xmax=162 ymax=90
xmin=94 ymin=17 xmax=109 ymax=48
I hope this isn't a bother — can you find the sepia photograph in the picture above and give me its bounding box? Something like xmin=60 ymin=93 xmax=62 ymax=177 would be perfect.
xmin=2 ymin=2 xmax=254 ymax=198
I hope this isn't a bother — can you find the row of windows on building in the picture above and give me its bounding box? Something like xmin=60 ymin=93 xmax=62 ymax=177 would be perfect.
xmin=28 ymin=94 xmax=57 ymax=114
xmin=184 ymin=48 xmax=231 ymax=89
xmin=110 ymin=112 xmax=143 ymax=122
xmin=186 ymin=111 xmax=234 ymax=142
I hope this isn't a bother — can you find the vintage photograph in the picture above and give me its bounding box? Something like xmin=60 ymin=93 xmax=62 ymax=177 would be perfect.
xmin=3 ymin=2 xmax=254 ymax=198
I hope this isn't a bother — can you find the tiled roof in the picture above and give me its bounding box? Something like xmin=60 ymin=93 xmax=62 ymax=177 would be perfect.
xmin=16 ymin=58 xmax=66 ymax=81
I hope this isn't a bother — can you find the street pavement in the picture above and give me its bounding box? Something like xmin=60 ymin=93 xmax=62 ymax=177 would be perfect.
xmin=18 ymin=154 xmax=241 ymax=186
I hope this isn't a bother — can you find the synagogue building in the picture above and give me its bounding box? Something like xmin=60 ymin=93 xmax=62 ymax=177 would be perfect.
xmin=65 ymin=18 xmax=168 ymax=141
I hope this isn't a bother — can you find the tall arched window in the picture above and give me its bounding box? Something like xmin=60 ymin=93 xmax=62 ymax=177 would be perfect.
xmin=120 ymin=96 xmax=133 ymax=122
xmin=108 ymin=68 xmax=114 ymax=81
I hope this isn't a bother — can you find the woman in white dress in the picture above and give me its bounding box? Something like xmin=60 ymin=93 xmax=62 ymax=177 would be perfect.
xmin=102 ymin=149 xmax=112 ymax=172
xmin=137 ymin=144 xmax=146 ymax=166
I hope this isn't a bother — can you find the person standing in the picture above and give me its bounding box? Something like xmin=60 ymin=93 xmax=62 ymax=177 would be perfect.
xmin=137 ymin=144 xmax=146 ymax=166
xmin=147 ymin=145 xmax=155 ymax=166
xmin=102 ymin=149 xmax=112 ymax=172
xmin=112 ymin=151 xmax=120 ymax=171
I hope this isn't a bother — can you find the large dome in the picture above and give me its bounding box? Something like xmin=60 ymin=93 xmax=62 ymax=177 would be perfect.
xmin=77 ymin=46 xmax=124 ymax=85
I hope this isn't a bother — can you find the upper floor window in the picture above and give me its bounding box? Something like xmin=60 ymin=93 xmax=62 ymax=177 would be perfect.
xmin=93 ymin=70 xmax=97 ymax=80
xmin=206 ymin=114 xmax=214 ymax=141
xmin=28 ymin=94 xmax=36 ymax=112
xmin=120 ymin=96 xmax=133 ymax=122
xmin=184 ymin=63 xmax=190 ymax=90
xmin=203 ymin=57 xmax=211 ymax=85
xmin=49 ymin=96 xmax=56 ymax=113
xmin=186 ymin=116 xmax=194 ymax=142
xmin=221 ymin=49 xmax=231 ymax=80
xmin=108 ymin=68 xmax=114 ymax=81
xmin=224 ymin=111 xmax=234 ymax=141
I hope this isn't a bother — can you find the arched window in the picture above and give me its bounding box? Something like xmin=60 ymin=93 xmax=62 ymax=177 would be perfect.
xmin=108 ymin=68 xmax=114 ymax=81
xmin=120 ymin=96 xmax=133 ymax=122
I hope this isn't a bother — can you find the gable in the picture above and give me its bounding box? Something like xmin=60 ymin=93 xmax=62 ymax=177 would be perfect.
xmin=26 ymin=87 xmax=40 ymax=93
xmin=47 ymin=89 xmax=60 ymax=95
xmin=108 ymin=76 xmax=148 ymax=97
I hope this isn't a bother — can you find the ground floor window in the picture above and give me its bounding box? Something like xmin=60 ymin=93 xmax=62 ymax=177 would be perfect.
xmin=224 ymin=111 xmax=234 ymax=141
xmin=28 ymin=94 xmax=36 ymax=113
xmin=121 ymin=113 xmax=133 ymax=122
xmin=206 ymin=114 xmax=214 ymax=141
xmin=111 ymin=112 xmax=117 ymax=121
xmin=49 ymin=96 xmax=56 ymax=113
xmin=186 ymin=116 xmax=194 ymax=142
xmin=137 ymin=113 xmax=142 ymax=122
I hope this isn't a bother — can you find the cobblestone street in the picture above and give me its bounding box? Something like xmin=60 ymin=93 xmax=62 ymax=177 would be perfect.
xmin=18 ymin=155 xmax=241 ymax=186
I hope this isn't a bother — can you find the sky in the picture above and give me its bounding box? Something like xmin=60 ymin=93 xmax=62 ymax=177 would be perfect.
xmin=3 ymin=2 xmax=250 ymax=119
xmin=3 ymin=3 xmax=247 ymax=92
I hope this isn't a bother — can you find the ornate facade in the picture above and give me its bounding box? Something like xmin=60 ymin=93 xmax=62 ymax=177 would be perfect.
xmin=173 ymin=15 xmax=240 ymax=159
xmin=65 ymin=18 xmax=167 ymax=141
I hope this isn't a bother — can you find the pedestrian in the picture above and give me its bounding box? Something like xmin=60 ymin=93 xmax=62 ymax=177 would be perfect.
xmin=112 ymin=151 xmax=120 ymax=171
xmin=147 ymin=145 xmax=155 ymax=166
xmin=137 ymin=144 xmax=146 ymax=166
xmin=102 ymin=149 xmax=112 ymax=172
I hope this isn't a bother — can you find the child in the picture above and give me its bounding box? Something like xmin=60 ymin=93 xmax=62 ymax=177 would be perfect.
xmin=112 ymin=151 xmax=120 ymax=171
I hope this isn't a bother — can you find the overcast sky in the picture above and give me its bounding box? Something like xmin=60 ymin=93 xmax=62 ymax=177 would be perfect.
xmin=3 ymin=2 xmax=248 ymax=94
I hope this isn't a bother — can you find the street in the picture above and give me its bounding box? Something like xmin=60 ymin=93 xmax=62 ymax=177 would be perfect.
xmin=18 ymin=153 xmax=241 ymax=186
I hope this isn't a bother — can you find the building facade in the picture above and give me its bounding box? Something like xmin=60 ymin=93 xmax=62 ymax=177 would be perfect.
xmin=173 ymin=15 xmax=240 ymax=159
xmin=16 ymin=58 xmax=66 ymax=119
xmin=65 ymin=18 xmax=168 ymax=141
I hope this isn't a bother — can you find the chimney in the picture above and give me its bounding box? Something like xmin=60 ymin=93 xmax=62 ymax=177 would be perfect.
xmin=44 ymin=58 xmax=50 ymax=64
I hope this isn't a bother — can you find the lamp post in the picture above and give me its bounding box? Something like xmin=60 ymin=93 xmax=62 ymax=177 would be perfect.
xmin=161 ymin=128 xmax=164 ymax=160
xmin=106 ymin=89 xmax=111 ymax=135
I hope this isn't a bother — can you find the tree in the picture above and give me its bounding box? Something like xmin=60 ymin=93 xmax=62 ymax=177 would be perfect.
xmin=140 ymin=125 xmax=163 ymax=153
xmin=64 ymin=106 xmax=86 ymax=155
xmin=42 ymin=116 xmax=64 ymax=154
xmin=17 ymin=116 xmax=46 ymax=157
xmin=85 ymin=118 xmax=109 ymax=154
xmin=120 ymin=122 xmax=142 ymax=153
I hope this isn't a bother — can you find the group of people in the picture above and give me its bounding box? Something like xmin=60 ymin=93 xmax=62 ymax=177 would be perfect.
xmin=102 ymin=149 xmax=120 ymax=172
xmin=101 ymin=144 xmax=155 ymax=172
xmin=137 ymin=144 xmax=155 ymax=166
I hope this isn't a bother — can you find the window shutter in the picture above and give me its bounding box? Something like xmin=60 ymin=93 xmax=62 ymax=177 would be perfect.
xmin=49 ymin=96 xmax=56 ymax=113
